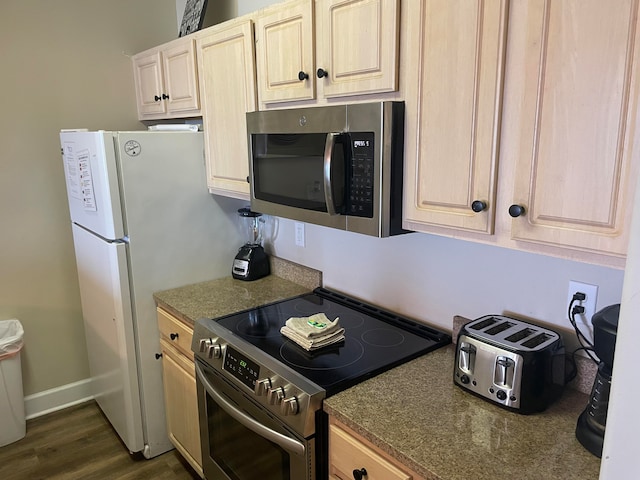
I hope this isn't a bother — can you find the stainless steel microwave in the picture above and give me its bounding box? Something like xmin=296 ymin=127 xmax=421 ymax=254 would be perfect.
xmin=246 ymin=101 xmax=408 ymax=237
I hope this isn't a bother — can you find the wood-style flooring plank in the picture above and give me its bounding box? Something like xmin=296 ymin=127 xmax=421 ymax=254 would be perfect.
xmin=0 ymin=401 xmax=201 ymax=480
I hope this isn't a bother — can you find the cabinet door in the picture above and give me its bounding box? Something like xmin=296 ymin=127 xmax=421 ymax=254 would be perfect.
xmin=133 ymin=51 xmax=166 ymax=117
xmin=197 ymin=21 xmax=256 ymax=199
xmin=160 ymin=339 xmax=203 ymax=478
xmin=403 ymin=0 xmax=508 ymax=234
xmin=255 ymin=1 xmax=315 ymax=104
xmin=329 ymin=422 xmax=412 ymax=480
xmin=157 ymin=307 xmax=194 ymax=359
xmin=507 ymin=0 xmax=640 ymax=255
xmin=162 ymin=39 xmax=200 ymax=115
xmin=316 ymin=0 xmax=399 ymax=98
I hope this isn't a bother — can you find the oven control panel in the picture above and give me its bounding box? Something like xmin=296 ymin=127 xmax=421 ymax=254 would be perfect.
xmin=193 ymin=327 xmax=325 ymax=438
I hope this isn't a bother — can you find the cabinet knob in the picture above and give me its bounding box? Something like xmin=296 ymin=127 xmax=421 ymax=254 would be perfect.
xmin=162 ymin=93 xmax=169 ymax=100
xmin=155 ymin=353 xmax=163 ymax=360
xmin=471 ymin=200 xmax=487 ymax=212
xmin=154 ymin=95 xmax=161 ymax=101
xmin=298 ymin=71 xmax=309 ymax=81
xmin=316 ymin=68 xmax=328 ymax=79
xmin=508 ymin=204 xmax=526 ymax=217
xmin=352 ymin=468 xmax=367 ymax=480
xmin=170 ymin=333 xmax=179 ymax=341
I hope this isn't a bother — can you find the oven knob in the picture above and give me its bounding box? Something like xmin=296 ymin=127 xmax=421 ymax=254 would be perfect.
xmin=267 ymin=386 xmax=285 ymax=405
xmin=206 ymin=343 xmax=222 ymax=359
xmin=281 ymin=396 xmax=299 ymax=416
xmin=198 ymin=338 xmax=212 ymax=352
xmin=255 ymin=378 xmax=272 ymax=396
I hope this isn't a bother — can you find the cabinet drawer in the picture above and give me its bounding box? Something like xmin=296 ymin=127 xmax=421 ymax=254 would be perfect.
xmin=157 ymin=308 xmax=194 ymax=359
xmin=329 ymin=423 xmax=412 ymax=480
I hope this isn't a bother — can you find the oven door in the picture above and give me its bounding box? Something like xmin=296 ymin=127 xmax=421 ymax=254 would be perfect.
xmin=195 ymin=360 xmax=315 ymax=480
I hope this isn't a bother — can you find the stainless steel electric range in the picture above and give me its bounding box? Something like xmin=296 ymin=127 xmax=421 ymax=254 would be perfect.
xmin=191 ymin=287 xmax=451 ymax=480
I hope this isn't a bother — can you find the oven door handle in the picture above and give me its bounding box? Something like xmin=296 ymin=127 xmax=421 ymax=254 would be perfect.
xmin=195 ymin=362 xmax=306 ymax=457
xmin=323 ymin=132 xmax=339 ymax=216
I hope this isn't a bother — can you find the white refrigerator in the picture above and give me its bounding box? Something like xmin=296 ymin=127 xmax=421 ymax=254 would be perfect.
xmin=60 ymin=129 xmax=243 ymax=458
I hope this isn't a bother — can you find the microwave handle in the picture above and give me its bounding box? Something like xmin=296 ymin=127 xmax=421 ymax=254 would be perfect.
xmin=195 ymin=362 xmax=306 ymax=456
xmin=323 ymin=133 xmax=339 ymax=215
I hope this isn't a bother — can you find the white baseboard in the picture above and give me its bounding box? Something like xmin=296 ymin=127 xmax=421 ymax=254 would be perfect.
xmin=24 ymin=378 xmax=93 ymax=420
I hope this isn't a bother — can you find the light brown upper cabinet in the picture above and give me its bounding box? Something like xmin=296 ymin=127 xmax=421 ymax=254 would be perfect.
xmin=403 ymin=0 xmax=508 ymax=234
xmin=505 ymin=0 xmax=640 ymax=257
xmin=255 ymin=0 xmax=400 ymax=106
xmin=403 ymin=0 xmax=640 ymax=264
xmin=196 ymin=20 xmax=257 ymax=199
xmin=132 ymin=38 xmax=200 ymax=120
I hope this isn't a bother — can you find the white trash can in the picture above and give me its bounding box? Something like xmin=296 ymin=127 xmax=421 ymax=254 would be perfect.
xmin=0 ymin=318 xmax=26 ymax=447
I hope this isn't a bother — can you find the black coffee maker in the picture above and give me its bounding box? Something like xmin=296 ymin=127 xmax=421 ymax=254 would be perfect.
xmin=575 ymin=304 xmax=620 ymax=457
xmin=232 ymin=208 xmax=270 ymax=281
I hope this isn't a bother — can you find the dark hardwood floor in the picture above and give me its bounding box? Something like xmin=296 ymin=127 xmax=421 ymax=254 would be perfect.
xmin=0 ymin=401 xmax=201 ymax=480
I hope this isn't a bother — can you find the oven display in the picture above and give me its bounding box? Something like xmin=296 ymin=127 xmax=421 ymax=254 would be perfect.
xmin=223 ymin=346 xmax=260 ymax=390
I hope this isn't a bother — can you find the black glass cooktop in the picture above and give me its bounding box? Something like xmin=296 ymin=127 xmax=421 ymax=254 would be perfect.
xmin=214 ymin=288 xmax=451 ymax=396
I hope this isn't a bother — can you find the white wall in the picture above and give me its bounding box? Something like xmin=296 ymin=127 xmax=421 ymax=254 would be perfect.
xmin=599 ymin=163 xmax=640 ymax=479
xmin=268 ymin=219 xmax=624 ymax=337
xmin=0 ymin=0 xmax=177 ymax=400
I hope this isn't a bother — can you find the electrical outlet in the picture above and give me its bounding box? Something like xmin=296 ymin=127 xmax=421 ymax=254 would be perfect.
xmin=567 ymin=281 xmax=599 ymax=325
xmin=294 ymin=222 xmax=305 ymax=247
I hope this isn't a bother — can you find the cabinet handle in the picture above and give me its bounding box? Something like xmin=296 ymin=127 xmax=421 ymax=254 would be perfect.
xmin=155 ymin=353 xmax=163 ymax=360
xmin=162 ymin=93 xmax=169 ymax=100
xmin=352 ymin=468 xmax=367 ymax=480
xmin=508 ymin=204 xmax=526 ymax=217
xmin=316 ymin=68 xmax=328 ymax=79
xmin=154 ymin=95 xmax=161 ymax=101
xmin=298 ymin=71 xmax=309 ymax=81
xmin=471 ymin=200 xmax=487 ymax=212
xmin=170 ymin=333 xmax=179 ymax=341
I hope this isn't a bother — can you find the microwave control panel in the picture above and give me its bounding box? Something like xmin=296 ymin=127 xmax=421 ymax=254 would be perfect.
xmin=348 ymin=132 xmax=375 ymax=218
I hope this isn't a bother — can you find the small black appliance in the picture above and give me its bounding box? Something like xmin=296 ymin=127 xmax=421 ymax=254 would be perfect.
xmin=575 ymin=304 xmax=620 ymax=457
xmin=232 ymin=207 xmax=270 ymax=281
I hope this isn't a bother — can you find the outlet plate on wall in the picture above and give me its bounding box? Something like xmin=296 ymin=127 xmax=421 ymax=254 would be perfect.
xmin=295 ymin=222 xmax=305 ymax=247
xmin=567 ymin=281 xmax=599 ymax=332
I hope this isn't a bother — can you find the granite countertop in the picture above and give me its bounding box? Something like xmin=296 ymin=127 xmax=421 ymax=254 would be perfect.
xmin=324 ymin=345 xmax=601 ymax=480
xmin=153 ymin=257 xmax=322 ymax=325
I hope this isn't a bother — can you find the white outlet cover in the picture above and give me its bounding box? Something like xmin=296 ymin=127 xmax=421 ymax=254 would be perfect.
xmin=566 ymin=281 xmax=599 ymax=340
xmin=294 ymin=222 xmax=305 ymax=247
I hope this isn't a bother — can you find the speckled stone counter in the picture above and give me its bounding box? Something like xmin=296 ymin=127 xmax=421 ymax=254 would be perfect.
xmin=153 ymin=258 xmax=322 ymax=325
xmin=324 ymin=345 xmax=601 ymax=480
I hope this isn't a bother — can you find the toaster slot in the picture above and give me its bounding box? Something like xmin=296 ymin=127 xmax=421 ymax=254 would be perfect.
xmin=494 ymin=356 xmax=515 ymax=389
xmin=505 ymin=327 xmax=537 ymax=343
xmin=485 ymin=321 xmax=515 ymax=336
xmin=458 ymin=342 xmax=476 ymax=373
xmin=470 ymin=317 xmax=498 ymax=330
xmin=522 ymin=332 xmax=552 ymax=349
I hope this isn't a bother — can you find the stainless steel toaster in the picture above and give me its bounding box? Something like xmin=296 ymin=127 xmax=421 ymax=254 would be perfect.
xmin=454 ymin=315 xmax=566 ymax=413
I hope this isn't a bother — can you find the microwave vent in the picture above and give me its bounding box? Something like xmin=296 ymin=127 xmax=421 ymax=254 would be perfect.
xmin=464 ymin=315 xmax=560 ymax=352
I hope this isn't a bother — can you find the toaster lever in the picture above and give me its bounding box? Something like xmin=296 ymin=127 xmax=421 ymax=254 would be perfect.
xmin=494 ymin=356 xmax=515 ymax=388
xmin=459 ymin=342 xmax=476 ymax=373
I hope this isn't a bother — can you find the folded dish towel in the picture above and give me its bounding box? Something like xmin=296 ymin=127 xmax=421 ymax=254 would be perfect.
xmin=280 ymin=313 xmax=345 ymax=351
xmin=284 ymin=313 xmax=340 ymax=338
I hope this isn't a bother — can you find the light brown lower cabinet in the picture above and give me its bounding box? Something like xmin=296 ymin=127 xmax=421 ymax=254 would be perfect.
xmin=157 ymin=308 xmax=203 ymax=478
xmin=329 ymin=417 xmax=424 ymax=480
